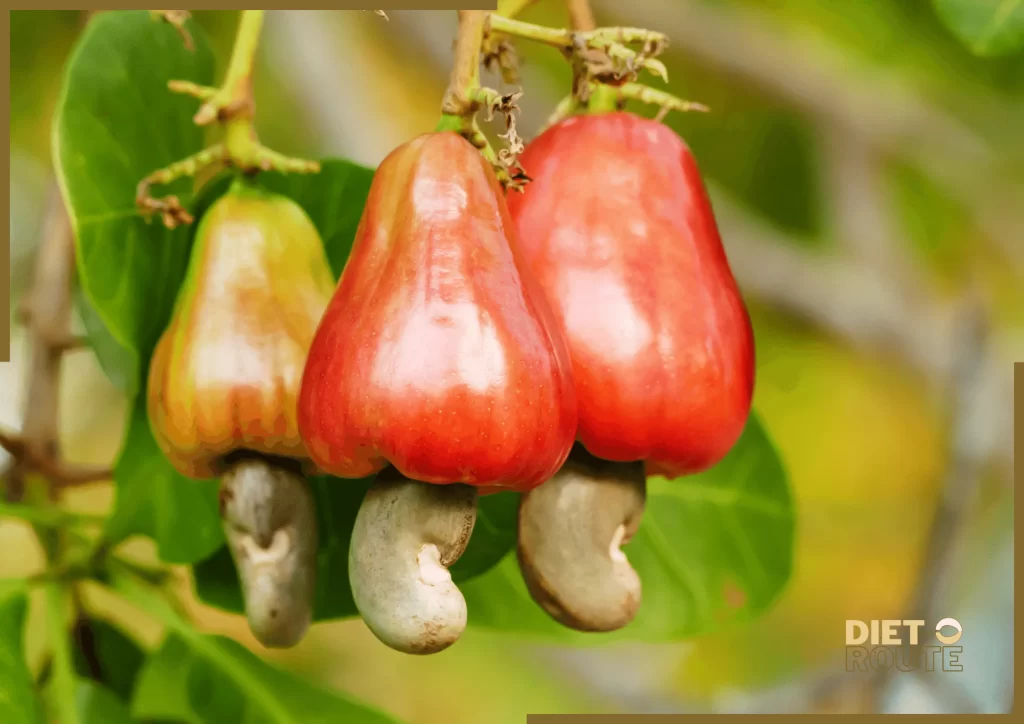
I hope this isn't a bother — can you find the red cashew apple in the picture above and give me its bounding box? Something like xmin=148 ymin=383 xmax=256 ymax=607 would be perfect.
xmin=298 ymin=131 xmax=577 ymax=654
xmin=505 ymin=112 xmax=756 ymax=632
xmin=148 ymin=181 xmax=333 ymax=648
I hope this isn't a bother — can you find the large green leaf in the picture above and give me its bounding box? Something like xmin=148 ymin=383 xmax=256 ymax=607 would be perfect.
xmin=70 ymin=617 xmax=147 ymax=705
xmin=253 ymin=163 xmax=374 ymax=278
xmin=113 ymin=570 xmax=401 ymax=723
xmin=105 ymin=399 xmax=224 ymax=565
xmin=934 ymin=0 xmax=1024 ymax=56
xmin=461 ymin=412 xmax=795 ymax=642
xmin=131 ymin=636 xmax=199 ymax=724
xmin=0 ymin=587 xmax=45 ymax=724
xmin=193 ymin=478 xmax=518 ymax=622
xmin=449 ymin=490 xmax=520 ymax=581
xmin=133 ymin=635 xmax=401 ymax=724
xmin=53 ymin=10 xmax=215 ymax=368
xmin=73 ymin=287 xmax=138 ymax=397
xmin=74 ymin=681 xmax=133 ymax=724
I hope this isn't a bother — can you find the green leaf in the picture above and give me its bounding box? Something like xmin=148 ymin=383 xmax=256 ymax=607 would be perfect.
xmin=53 ymin=10 xmax=215 ymax=364
xmin=134 ymin=634 xmax=401 ymax=724
xmin=74 ymin=286 xmax=138 ymax=397
xmin=114 ymin=571 xmax=401 ymax=723
xmin=70 ymin=618 xmax=146 ymax=704
xmin=193 ymin=478 xmax=517 ymax=622
xmin=449 ymin=491 xmax=519 ymax=581
xmin=106 ymin=399 xmax=224 ymax=564
xmin=934 ymin=0 xmax=1024 ymax=56
xmin=255 ymin=163 xmax=375 ymax=277
xmin=461 ymin=412 xmax=796 ymax=643
xmin=132 ymin=635 xmax=200 ymax=724
xmin=0 ymin=587 xmax=45 ymax=724
xmin=75 ymin=681 xmax=133 ymax=724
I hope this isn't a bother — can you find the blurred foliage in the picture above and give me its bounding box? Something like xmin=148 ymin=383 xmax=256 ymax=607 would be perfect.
xmin=0 ymin=586 xmax=44 ymax=724
xmin=6 ymin=1 xmax=1021 ymax=720
xmin=674 ymin=303 xmax=944 ymax=696
xmin=933 ymin=0 xmax=1024 ymax=57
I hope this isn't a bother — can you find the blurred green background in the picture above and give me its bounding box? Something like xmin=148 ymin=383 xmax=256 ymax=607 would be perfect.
xmin=5 ymin=2 xmax=1020 ymax=719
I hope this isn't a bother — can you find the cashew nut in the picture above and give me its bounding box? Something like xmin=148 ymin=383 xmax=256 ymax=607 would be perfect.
xmin=219 ymin=454 xmax=317 ymax=649
xmin=517 ymin=445 xmax=646 ymax=632
xmin=349 ymin=468 xmax=478 ymax=655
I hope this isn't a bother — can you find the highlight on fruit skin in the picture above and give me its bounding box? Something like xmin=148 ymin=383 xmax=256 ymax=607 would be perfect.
xmin=147 ymin=179 xmax=335 ymax=649
xmin=506 ymin=111 xmax=756 ymax=634
xmin=297 ymin=131 xmax=578 ymax=655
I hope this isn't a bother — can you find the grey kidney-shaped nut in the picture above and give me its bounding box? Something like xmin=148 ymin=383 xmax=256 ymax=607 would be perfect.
xmin=517 ymin=446 xmax=646 ymax=632
xmin=219 ymin=454 xmax=318 ymax=649
xmin=349 ymin=468 xmax=477 ymax=655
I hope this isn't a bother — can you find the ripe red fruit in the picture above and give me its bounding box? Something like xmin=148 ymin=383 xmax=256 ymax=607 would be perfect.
xmin=508 ymin=112 xmax=755 ymax=634
xmin=297 ymin=131 xmax=578 ymax=654
xmin=298 ymin=131 xmax=577 ymax=490
xmin=506 ymin=112 xmax=755 ymax=477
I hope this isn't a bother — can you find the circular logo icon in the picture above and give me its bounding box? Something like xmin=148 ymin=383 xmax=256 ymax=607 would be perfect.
xmin=935 ymin=617 xmax=963 ymax=645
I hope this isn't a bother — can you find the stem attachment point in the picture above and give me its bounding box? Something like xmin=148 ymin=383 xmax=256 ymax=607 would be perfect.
xmin=137 ymin=10 xmax=319 ymax=227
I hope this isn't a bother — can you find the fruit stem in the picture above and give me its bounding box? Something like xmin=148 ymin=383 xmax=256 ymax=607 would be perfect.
xmin=487 ymin=15 xmax=666 ymax=52
xmin=222 ymin=9 xmax=264 ymax=108
xmin=137 ymin=9 xmax=320 ymax=227
xmin=135 ymin=144 xmax=226 ymax=228
xmin=489 ymin=13 xmax=668 ymax=117
xmin=437 ymin=11 xmax=526 ymax=190
xmin=586 ymin=83 xmax=620 ymax=114
xmin=563 ymin=0 xmax=612 ymax=114
xmin=616 ymin=82 xmax=710 ymax=120
xmin=441 ymin=9 xmax=487 ymax=117
xmin=565 ymin=0 xmax=596 ymax=32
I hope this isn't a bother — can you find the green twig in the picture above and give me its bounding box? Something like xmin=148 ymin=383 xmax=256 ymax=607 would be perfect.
xmin=565 ymin=0 xmax=596 ymax=31
xmin=134 ymin=144 xmax=225 ymax=229
xmin=138 ymin=10 xmax=319 ymax=227
xmin=615 ymin=82 xmax=710 ymax=120
xmin=166 ymin=79 xmax=218 ymax=102
xmin=0 ymin=501 xmax=106 ymax=529
xmin=488 ymin=14 xmax=667 ymax=52
xmin=488 ymin=9 xmax=671 ymax=114
xmin=436 ymin=11 xmax=528 ymax=189
xmin=439 ymin=10 xmax=489 ymax=121
xmin=44 ymin=581 xmax=80 ymax=724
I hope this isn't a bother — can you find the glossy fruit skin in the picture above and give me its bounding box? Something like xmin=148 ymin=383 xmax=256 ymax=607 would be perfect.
xmin=148 ymin=182 xmax=336 ymax=479
xmin=298 ymin=132 xmax=577 ymax=491
xmin=505 ymin=112 xmax=755 ymax=477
